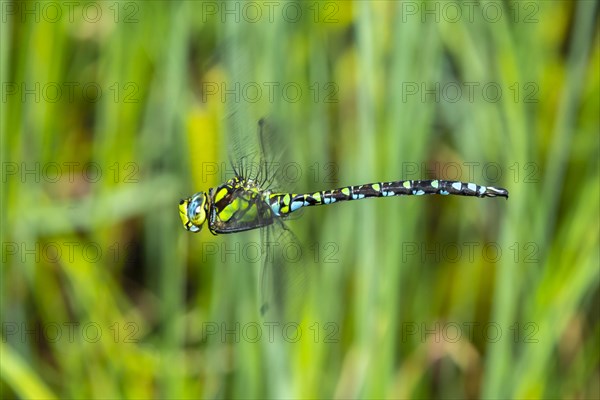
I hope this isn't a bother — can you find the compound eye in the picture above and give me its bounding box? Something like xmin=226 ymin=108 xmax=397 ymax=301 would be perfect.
xmin=188 ymin=193 xmax=207 ymax=227
xmin=179 ymin=192 xmax=207 ymax=232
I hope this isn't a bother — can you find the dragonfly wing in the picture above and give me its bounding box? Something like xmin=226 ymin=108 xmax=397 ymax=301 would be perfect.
xmin=259 ymin=221 xmax=309 ymax=321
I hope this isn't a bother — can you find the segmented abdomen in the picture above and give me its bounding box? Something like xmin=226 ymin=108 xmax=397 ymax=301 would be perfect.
xmin=267 ymin=180 xmax=508 ymax=216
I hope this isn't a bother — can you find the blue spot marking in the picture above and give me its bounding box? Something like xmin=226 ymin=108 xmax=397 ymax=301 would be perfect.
xmin=440 ymin=190 xmax=449 ymax=195
xmin=451 ymin=182 xmax=462 ymax=191
xmin=271 ymin=203 xmax=281 ymax=215
xmin=290 ymin=201 xmax=303 ymax=212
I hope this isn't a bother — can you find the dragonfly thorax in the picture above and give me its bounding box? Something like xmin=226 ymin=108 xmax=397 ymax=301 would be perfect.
xmin=179 ymin=192 xmax=209 ymax=233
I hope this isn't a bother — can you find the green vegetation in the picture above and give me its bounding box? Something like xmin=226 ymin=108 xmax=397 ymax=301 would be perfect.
xmin=2 ymin=1 xmax=598 ymax=398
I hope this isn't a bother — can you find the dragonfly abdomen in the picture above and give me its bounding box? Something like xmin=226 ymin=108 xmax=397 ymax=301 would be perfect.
xmin=381 ymin=180 xmax=508 ymax=198
xmin=267 ymin=179 xmax=508 ymax=216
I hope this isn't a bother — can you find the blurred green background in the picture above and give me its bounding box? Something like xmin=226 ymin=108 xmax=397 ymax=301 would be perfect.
xmin=2 ymin=0 xmax=598 ymax=398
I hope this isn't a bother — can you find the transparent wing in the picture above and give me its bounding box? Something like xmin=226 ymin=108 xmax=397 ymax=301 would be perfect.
xmin=221 ymin=32 xmax=266 ymax=182
xmin=254 ymin=117 xmax=293 ymax=193
xmin=259 ymin=221 xmax=310 ymax=321
xmin=220 ymin=29 xmax=293 ymax=194
xmin=219 ymin=25 xmax=305 ymax=317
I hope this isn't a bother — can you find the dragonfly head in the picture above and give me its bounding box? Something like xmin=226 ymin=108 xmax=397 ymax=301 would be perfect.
xmin=179 ymin=192 xmax=208 ymax=233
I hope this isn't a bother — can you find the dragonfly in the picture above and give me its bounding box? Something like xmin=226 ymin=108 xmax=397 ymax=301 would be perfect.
xmin=179 ymin=119 xmax=508 ymax=315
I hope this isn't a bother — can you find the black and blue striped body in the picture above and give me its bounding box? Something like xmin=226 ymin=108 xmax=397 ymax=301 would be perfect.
xmin=180 ymin=177 xmax=508 ymax=234
xmin=267 ymin=179 xmax=508 ymax=217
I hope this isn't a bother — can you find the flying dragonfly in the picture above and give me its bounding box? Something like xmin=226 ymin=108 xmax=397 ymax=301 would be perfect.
xmin=179 ymin=119 xmax=508 ymax=315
